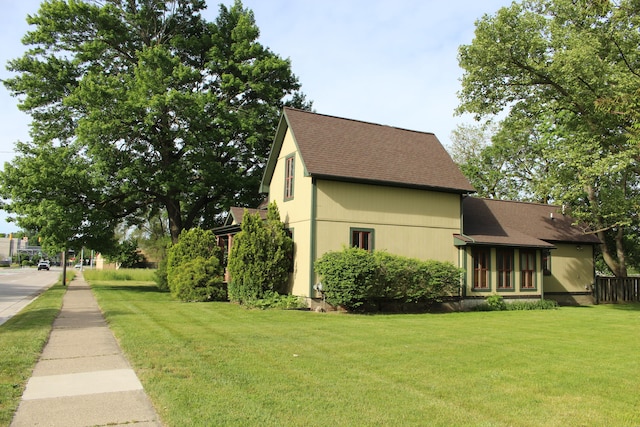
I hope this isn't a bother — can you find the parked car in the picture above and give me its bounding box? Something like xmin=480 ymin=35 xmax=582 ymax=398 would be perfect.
xmin=37 ymin=261 xmax=50 ymax=271
xmin=74 ymin=263 xmax=82 ymax=270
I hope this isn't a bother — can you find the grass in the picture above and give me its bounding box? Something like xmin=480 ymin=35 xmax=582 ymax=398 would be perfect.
xmin=87 ymin=274 xmax=640 ymax=427
xmin=0 ymin=275 xmax=70 ymax=426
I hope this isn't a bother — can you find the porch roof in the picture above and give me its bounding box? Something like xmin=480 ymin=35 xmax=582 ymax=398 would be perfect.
xmin=459 ymin=197 xmax=601 ymax=247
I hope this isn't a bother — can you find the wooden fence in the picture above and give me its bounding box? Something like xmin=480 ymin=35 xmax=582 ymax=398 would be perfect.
xmin=593 ymin=276 xmax=640 ymax=304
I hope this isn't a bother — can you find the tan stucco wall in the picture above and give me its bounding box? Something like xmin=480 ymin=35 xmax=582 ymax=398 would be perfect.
xmin=543 ymin=243 xmax=595 ymax=293
xmin=462 ymin=247 xmax=543 ymax=297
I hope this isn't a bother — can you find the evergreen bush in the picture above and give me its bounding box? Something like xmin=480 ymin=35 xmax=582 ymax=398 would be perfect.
xmin=166 ymin=228 xmax=225 ymax=302
xmin=227 ymin=202 xmax=293 ymax=304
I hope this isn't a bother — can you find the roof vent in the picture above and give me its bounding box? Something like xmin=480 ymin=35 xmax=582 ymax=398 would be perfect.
xmin=550 ymin=212 xmax=555 ymax=220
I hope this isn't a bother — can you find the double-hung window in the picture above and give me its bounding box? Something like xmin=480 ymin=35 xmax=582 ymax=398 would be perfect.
xmin=473 ymin=248 xmax=490 ymax=289
xmin=496 ymin=249 xmax=513 ymax=289
xmin=284 ymin=154 xmax=295 ymax=200
xmin=520 ymin=250 xmax=536 ymax=289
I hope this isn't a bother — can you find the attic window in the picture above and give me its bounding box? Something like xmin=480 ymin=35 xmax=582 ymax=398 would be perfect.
xmin=284 ymin=154 xmax=295 ymax=200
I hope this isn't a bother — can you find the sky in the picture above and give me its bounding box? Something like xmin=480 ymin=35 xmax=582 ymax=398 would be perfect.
xmin=0 ymin=0 xmax=512 ymax=234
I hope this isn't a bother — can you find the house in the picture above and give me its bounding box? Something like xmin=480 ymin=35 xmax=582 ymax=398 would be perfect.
xmin=220 ymin=107 xmax=599 ymax=307
xmin=456 ymin=197 xmax=600 ymax=306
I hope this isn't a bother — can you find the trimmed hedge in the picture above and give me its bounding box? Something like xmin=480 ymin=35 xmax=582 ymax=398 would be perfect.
xmin=315 ymin=248 xmax=462 ymax=311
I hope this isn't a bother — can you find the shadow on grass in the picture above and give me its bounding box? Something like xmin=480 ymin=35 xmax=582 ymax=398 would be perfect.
xmin=598 ymin=302 xmax=640 ymax=311
xmin=1 ymin=308 xmax=60 ymax=331
xmin=91 ymin=283 xmax=165 ymax=294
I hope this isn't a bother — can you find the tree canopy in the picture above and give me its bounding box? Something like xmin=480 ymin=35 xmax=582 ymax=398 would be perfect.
xmin=1 ymin=0 xmax=310 ymax=250
xmin=457 ymin=0 xmax=640 ymax=276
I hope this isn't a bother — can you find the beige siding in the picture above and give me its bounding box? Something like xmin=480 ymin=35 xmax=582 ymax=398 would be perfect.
xmin=268 ymin=128 xmax=314 ymax=297
xmin=315 ymin=180 xmax=460 ymax=263
xmin=543 ymin=244 xmax=594 ymax=293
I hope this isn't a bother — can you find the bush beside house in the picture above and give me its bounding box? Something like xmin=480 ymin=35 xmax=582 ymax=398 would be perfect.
xmin=315 ymin=248 xmax=462 ymax=311
xmin=227 ymin=202 xmax=293 ymax=305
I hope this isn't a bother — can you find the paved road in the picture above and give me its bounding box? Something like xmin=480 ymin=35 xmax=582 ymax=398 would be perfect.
xmin=0 ymin=268 xmax=60 ymax=326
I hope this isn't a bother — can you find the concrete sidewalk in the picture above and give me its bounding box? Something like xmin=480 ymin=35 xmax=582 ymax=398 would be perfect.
xmin=10 ymin=274 xmax=162 ymax=427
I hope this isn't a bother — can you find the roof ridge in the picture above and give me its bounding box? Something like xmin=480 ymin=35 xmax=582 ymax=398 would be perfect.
xmin=472 ymin=196 xmax=561 ymax=209
xmin=283 ymin=107 xmax=435 ymax=136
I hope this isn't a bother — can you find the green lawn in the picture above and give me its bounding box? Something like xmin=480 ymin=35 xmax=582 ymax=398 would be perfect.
xmin=87 ymin=276 xmax=640 ymax=427
xmin=0 ymin=280 xmax=67 ymax=426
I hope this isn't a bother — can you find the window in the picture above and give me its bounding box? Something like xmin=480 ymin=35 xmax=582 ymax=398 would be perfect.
xmin=284 ymin=154 xmax=295 ymax=200
xmin=520 ymin=250 xmax=536 ymax=289
xmin=496 ymin=249 xmax=513 ymax=289
xmin=542 ymin=249 xmax=551 ymax=276
xmin=472 ymin=248 xmax=490 ymax=289
xmin=351 ymin=228 xmax=373 ymax=252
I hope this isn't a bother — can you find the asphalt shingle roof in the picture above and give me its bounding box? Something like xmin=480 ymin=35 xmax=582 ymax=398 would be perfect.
xmin=282 ymin=108 xmax=475 ymax=193
xmin=460 ymin=197 xmax=601 ymax=247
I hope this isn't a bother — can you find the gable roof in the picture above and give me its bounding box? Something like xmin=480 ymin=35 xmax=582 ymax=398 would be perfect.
xmin=223 ymin=207 xmax=268 ymax=226
xmin=457 ymin=197 xmax=601 ymax=248
xmin=260 ymin=108 xmax=475 ymax=194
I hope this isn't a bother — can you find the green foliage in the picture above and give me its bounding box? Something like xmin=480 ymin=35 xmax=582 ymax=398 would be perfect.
xmin=374 ymin=252 xmax=461 ymax=303
xmin=314 ymin=247 xmax=378 ymax=310
xmin=3 ymin=0 xmax=311 ymax=245
xmin=168 ymin=256 xmax=227 ymax=302
xmin=104 ymin=238 xmax=144 ymax=268
xmin=154 ymin=255 xmax=170 ymax=292
xmin=456 ymin=0 xmax=640 ymax=275
xmin=242 ymin=291 xmax=306 ymax=310
xmin=314 ymin=249 xmax=461 ymax=311
xmin=166 ymin=228 xmax=225 ymax=302
xmin=475 ymin=295 xmax=558 ymax=311
xmin=485 ymin=294 xmax=507 ymax=311
xmin=227 ymin=202 xmax=293 ymax=304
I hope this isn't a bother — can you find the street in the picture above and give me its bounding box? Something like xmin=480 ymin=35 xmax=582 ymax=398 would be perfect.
xmin=0 ymin=267 xmax=60 ymax=326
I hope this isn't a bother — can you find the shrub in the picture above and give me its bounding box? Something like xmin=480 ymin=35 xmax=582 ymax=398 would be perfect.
xmin=314 ymin=247 xmax=378 ymax=310
xmin=315 ymin=249 xmax=463 ymax=311
xmin=475 ymin=296 xmax=559 ymax=311
xmin=227 ymin=202 xmax=293 ymax=304
xmin=166 ymin=228 xmax=225 ymax=302
xmin=167 ymin=256 xmax=226 ymax=302
xmin=374 ymin=252 xmax=461 ymax=303
xmin=153 ymin=240 xmax=171 ymax=292
xmin=485 ymin=294 xmax=507 ymax=311
xmin=242 ymin=291 xmax=307 ymax=310
xmin=506 ymin=299 xmax=558 ymax=311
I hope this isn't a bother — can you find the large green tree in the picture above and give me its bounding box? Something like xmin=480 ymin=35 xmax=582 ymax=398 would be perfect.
xmin=457 ymin=0 xmax=640 ymax=276
xmin=2 ymin=0 xmax=310 ymax=246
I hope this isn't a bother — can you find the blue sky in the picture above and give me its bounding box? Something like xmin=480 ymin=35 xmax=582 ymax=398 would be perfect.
xmin=0 ymin=0 xmax=512 ymax=233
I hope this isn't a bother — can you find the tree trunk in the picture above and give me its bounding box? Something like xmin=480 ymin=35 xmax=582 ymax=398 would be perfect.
xmin=587 ymin=183 xmax=627 ymax=277
xmin=166 ymin=198 xmax=183 ymax=244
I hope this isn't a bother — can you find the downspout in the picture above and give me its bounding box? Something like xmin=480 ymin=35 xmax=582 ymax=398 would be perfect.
xmin=308 ymin=178 xmax=318 ymax=298
xmin=458 ymin=194 xmax=475 ymax=299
